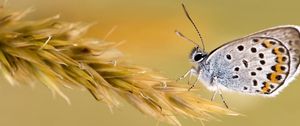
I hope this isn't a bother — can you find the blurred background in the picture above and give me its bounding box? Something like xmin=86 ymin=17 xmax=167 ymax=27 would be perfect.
xmin=2 ymin=0 xmax=300 ymax=125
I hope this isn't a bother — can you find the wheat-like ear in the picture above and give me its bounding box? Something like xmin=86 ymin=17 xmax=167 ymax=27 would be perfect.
xmin=0 ymin=9 xmax=238 ymax=125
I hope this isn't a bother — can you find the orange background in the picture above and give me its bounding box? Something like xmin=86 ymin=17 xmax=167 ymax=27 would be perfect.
xmin=3 ymin=0 xmax=300 ymax=126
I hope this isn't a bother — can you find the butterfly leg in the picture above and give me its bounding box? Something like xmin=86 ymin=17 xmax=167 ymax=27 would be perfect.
xmin=186 ymin=71 xmax=193 ymax=85
xmin=176 ymin=69 xmax=192 ymax=82
xmin=218 ymin=89 xmax=229 ymax=109
xmin=188 ymin=83 xmax=195 ymax=91
xmin=188 ymin=72 xmax=201 ymax=91
xmin=210 ymin=76 xmax=229 ymax=108
xmin=210 ymin=90 xmax=217 ymax=101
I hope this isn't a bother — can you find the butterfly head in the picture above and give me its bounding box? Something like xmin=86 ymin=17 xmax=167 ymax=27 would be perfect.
xmin=190 ymin=46 xmax=208 ymax=63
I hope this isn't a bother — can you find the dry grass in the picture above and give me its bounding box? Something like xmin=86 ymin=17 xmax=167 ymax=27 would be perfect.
xmin=0 ymin=8 xmax=238 ymax=125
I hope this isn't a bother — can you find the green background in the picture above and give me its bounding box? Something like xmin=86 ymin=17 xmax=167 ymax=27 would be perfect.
xmin=3 ymin=0 xmax=300 ymax=125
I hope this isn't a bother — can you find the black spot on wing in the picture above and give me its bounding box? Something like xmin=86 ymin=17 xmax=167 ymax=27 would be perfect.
xmin=242 ymin=59 xmax=248 ymax=68
xmin=258 ymin=53 xmax=264 ymax=58
xmin=260 ymin=60 xmax=266 ymax=65
xmin=252 ymin=80 xmax=258 ymax=86
xmin=256 ymin=67 xmax=262 ymax=71
xmin=234 ymin=67 xmax=240 ymax=71
xmin=251 ymin=47 xmax=257 ymax=53
xmin=253 ymin=39 xmax=259 ymax=42
xmin=276 ymin=75 xmax=282 ymax=80
xmin=226 ymin=54 xmax=231 ymax=60
xmin=250 ymin=72 xmax=256 ymax=76
xmin=237 ymin=45 xmax=244 ymax=51
xmin=232 ymin=75 xmax=239 ymax=79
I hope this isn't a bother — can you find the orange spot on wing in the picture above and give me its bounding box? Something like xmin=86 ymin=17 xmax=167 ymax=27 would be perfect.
xmin=277 ymin=55 xmax=284 ymax=63
xmin=270 ymin=73 xmax=279 ymax=83
xmin=274 ymin=47 xmax=283 ymax=55
xmin=263 ymin=40 xmax=272 ymax=48
xmin=262 ymin=82 xmax=270 ymax=93
xmin=275 ymin=64 xmax=284 ymax=73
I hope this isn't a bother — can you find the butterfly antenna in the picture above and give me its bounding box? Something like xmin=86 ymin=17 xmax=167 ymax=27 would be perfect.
xmin=175 ymin=30 xmax=199 ymax=47
xmin=181 ymin=3 xmax=206 ymax=51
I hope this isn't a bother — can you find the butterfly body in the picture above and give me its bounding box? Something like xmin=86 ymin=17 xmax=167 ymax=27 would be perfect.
xmin=190 ymin=25 xmax=300 ymax=96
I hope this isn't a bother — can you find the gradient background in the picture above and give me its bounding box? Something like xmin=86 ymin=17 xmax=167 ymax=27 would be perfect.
xmin=2 ymin=0 xmax=300 ymax=126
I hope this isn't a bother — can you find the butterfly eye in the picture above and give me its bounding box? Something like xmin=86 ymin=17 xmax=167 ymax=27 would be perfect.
xmin=193 ymin=53 xmax=204 ymax=62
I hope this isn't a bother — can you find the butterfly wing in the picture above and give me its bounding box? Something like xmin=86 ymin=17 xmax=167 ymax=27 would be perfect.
xmin=203 ymin=25 xmax=300 ymax=96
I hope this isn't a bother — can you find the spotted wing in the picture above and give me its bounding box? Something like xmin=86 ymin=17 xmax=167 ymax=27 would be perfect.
xmin=205 ymin=25 xmax=300 ymax=96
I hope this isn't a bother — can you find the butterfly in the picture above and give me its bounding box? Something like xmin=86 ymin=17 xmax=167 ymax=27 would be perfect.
xmin=176 ymin=3 xmax=300 ymax=108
